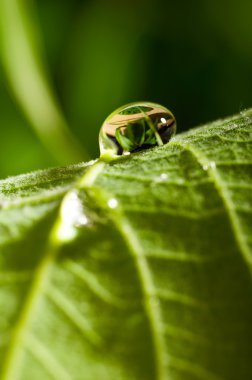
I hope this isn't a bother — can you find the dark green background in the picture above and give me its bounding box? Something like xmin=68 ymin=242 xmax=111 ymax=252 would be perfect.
xmin=0 ymin=0 xmax=252 ymax=178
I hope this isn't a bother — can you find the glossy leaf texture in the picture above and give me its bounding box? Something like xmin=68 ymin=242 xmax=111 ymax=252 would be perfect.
xmin=0 ymin=110 xmax=252 ymax=380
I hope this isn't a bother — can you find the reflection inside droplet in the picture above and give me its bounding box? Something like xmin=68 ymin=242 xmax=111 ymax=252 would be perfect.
xmin=99 ymin=102 xmax=176 ymax=156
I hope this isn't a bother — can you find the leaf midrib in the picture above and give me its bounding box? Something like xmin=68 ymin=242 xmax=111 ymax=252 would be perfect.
xmin=1 ymin=244 xmax=61 ymax=380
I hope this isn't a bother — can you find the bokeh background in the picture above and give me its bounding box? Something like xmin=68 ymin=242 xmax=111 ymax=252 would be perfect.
xmin=0 ymin=0 xmax=252 ymax=179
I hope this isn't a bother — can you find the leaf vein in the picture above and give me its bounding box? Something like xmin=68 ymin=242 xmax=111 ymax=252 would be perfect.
xmin=172 ymin=142 xmax=252 ymax=267
xmin=46 ymin=286 xmax=101 ymax=346
xmin=24 ymin=333 xmax=71 ymax=380
xmin=64 ymin=260 xmax=125 ymax=308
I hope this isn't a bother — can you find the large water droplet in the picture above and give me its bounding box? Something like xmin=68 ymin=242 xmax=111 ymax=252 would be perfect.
xmin=99 ymin=102 xmax=176 ymax=156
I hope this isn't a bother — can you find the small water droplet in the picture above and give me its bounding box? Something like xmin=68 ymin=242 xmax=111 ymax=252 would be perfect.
xmin=108 ymin=198 xmax=118 ymax=209
xmin=203 ymin=161 xmax=216 ymax=171
xmin=240 ymin=108 xmax=248 ymax=116
xmin=159 ymin=173 xmax=168 ymax=181
xmin=99 ymin=102 xmax=176 ymax=156
xmin=56 ymin=190 xmax=90 ymax=242
xmin=154 ymin=173 xmax=168 ymax=183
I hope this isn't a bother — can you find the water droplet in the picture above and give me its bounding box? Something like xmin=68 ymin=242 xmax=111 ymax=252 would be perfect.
xmin=108 ymin=198 xmax=118 ymax=209
xmin=55 ymin=190 xmax=90 ymax=242
xmin=240 ymin=108 xmax=249 ymax=116
xmin=99 ymin=102 xmax=176 ymax=156
xmin=203 ymin=161 xmax=216 ymax=171
xmin=153 ymin=173 xmax=169 ymax=184
xmin=159 ymin=173 xmax=168 ymax=181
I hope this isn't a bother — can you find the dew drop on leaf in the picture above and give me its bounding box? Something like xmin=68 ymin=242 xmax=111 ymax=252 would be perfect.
xmin=55 ymin=190 xmax=90 ymax=243
xmin=159 ymin=173 xmax=168 ymax=181
xmin=99 ymin=102 xmax=176 ymax=156
xmin=203 ymin=161 xmax=216 ymax=171
xmin=107 ymin=198 xmax=118 ymax=209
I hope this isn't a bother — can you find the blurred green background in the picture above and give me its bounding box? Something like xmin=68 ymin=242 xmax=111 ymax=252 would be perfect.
xmin=0 ymin=0 xmax=252 ymax=179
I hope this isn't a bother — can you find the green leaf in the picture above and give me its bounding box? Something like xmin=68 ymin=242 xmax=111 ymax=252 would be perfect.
xmin=0 ymin=110 xmax=252 ymax=380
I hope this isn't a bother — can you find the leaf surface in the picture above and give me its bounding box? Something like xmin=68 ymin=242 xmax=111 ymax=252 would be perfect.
xmin=0 ymin=111 xmax=252 ymax=380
